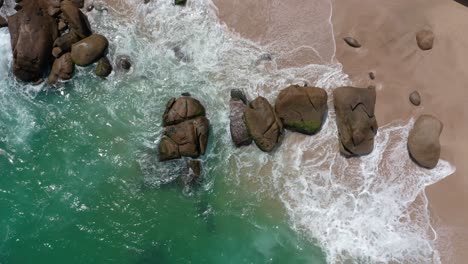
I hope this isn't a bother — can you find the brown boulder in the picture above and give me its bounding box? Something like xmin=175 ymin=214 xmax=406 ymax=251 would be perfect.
xmin=244 ymin=97 xmax=283 ymax=152
xmin=416 ymin=30 xmax=434 ymax=51
xmin=344 ymin=37 xmax=361 ymax=48
xmin=8 ymin=0 xmax=58 ymax=82
xmin=159 ymin=117 xmax=210 ymax=161
xmin=408 ymin=115 xmax=442 ymax=169
xmin=95 ymin=57 xmax=113 ymax=77
xmin=54 ymin=31 xmax=81 ymax=53
xmin=61 ymin=0 xmax=92 ymax=39
xmin=71 ymin=34 xmax=109 ymax=66
xmin=275 ymin=85 xmax=328 ymax=135
xmin=229 ymin=89 xmax=252 ymax=147
xmin=333 ymin=86 xmax=378 ymax=157
xmin=48 ymin=52 xmax=74 ymax=84
xmin=163 ymin=96 xmax=206 ymax=126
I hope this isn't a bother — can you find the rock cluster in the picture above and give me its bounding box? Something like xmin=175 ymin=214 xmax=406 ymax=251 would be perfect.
xmin=159 ymin=95 xmax=210 ymax=161
xmin=408 ymin=115 xmax=442 ymax=169
xmin=5 ymin=0 xmax=111 ymax=84
xmin=333 ymin=86 xmax=378 ymax=157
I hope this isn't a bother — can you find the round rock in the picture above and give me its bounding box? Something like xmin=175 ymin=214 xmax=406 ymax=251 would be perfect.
xmin=408 ymin=115 xmax=443 ymax=169
xmin=71 ymin=34 xmax=109 ymax=66
xmin=416 ymin=30 xmax=434 ymax=50
xmin=409 ymin=91 xmax=421 ymax=106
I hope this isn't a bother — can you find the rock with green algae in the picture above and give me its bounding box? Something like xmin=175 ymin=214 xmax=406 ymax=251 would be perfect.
xmin=275 ymin=85 xmax=328 ymax=135
xmin=95 ymin=57 xmax=113 ymax=77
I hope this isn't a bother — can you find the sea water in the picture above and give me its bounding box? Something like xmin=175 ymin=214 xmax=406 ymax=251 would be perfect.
xmin=0 ymin=0 xmax=455 ymax=263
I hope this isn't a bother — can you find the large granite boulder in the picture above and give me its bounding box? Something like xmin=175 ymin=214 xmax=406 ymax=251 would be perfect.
xmin=244 ymin=97 xmax=283 ymax=152
xmin=159 ymin=117 xmax=210 ymax=161
xmin=407 ymin=115 xmax=443 ymax=169
xmin=333 ymin=86 xmax=378 ymax=157
xmin=159 ymin=95 xmax=210 ymax=161
xmin=8 ymin=0 xmax=58 ymax=82
xmin=163 ymin=96 xmax=206 ymax=126
xmin=275 ymin=85 xmax=328 ymax=135
xmin=47 ymin=52 xmax=74 ymax=84
xmin=61 ymin=0 xmax=92 ymax=38
xmin=229 ymin=89 xmax=252 ymax=147
xmin=71 ymin=34 xmax=108 ymax=66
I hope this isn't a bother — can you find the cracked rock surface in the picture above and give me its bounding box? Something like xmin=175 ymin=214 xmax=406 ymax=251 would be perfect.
xmin=275 ymin=85 xmax=328 ymax=135
xmin=333 ymin=86 xmax=378 ymax=157
xmin=244 ymin=96 xmax=283 ymax=152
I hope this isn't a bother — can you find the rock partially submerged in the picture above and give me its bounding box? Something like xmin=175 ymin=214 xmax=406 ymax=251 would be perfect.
xmin=229 ymin=89 xmax=252 ymax=147
xmin=48 ymin=52 xmax=74 ymax=84
xmin=95 ymin=57 xmax=113 ymax=77
xmin=175 ymin=0 xmax=187 ymax=6
xmin=159 ymin=95 xmax=210 ymax=161
xmin=275 ymin=85 xmax=327 ymax=135
xmin=408 ymin=115 xmax=442 ymax=169
xmin=343 ymin=37 xmax=361 ymax=48
xmin=71 ymin=34 xmax=109 ymax=66
xmin=244 ymin=97 xmax=283 ymax=152
xmin=416 ymin=30 xmax=434 ymax=50
xmin=8 ymin=0 xmax=58 ymax=82
xmin=333 ymin=86 xmax=378 ymax=157
xmin=0 ymin=16 xmax=7 ymax=28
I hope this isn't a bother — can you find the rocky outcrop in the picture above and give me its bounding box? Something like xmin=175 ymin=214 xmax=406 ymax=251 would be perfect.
xmin=71 ymin=34 xmax=109 ymax=66
xmin=163 ymin=96 xmax=206 ymax=126
xmin=159 ymin=95 xmax=210 ymax=161
xmin=244 ymin=97 xmax=283 ymax=152
xmin=416 ymin=30 xmax=434 ymax=50
xmin=409 ymin=91 xmax=421 ymax=106
xmin=8 ymin=0 xmax=58 ymax=82
xmin=333 ymin=86 xmax=378 ymax=157
xmin=275 ymin=85 xmax=328 ymax=135
xmin=408 ymin=115 xmax=442 ymax=169
xmin=95 ymin=57 xmax=113 ymax=77
xmin=229 ymin=89 xmax=252 ymax=147
xmin=344 ymin=37 xmax=361 ymax=48
xmin=47 ymin=52 xmax=74 ymax=84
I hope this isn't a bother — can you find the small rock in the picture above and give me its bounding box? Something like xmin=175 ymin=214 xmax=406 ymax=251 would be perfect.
xmin=71 ymin=34 xmax=109 ymax=66
xmin=230 ymin=89 xmax=248 ymax=104
xmin=54 ymin=31 xmax=81 ymax=53
xmin=58 ymin=20 xmax=68 ymax=31
xmin=344 ymin=37 xmax=361 ymax=48
xmin=175 ymin=0 xmax=187 ymax=5
xmin=181 ymin=92 xmax=191 ymax=96
xmin=181 ymin=159 xmax=202 ymax=186
xmin=144 ymin=0 xmax=151 ymax=4
xmin=52 ymin=47 xmax=64 ymax=58
xmin=416 ymin=30 xmax=434 ymax=50
xmin=95 ymin=57 xmax=113 ymax=77
xmin=116 ymin=55 xmax=132 ymax=71
xmin=163 ymin=96 xmax=206 ymax=126
xmin=48 ymin=53 xmax=75 ymax=84
xmin=408 ymin=115 xmax=442 ymax=169
xmin=86 ymin=4 xmax=94 ymax=12
xmin=369 ymin=72 xmax=375 ymax=80
xmin=0 ymin=0 xmax=3 ymax=8
xmin=409 ymin=91 xmax=421 ymax=106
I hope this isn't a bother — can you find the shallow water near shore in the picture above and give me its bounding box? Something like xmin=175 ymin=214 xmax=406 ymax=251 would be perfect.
xmin=0 ymin=0 xmax=457 ymax=263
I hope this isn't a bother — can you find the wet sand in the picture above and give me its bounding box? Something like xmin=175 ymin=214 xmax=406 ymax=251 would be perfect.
xmin=332 ymin=0 xmax=468 ymax=262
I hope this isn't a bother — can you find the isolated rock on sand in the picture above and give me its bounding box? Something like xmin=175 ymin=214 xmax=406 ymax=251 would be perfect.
xmin=71 ymin=34 xmax=109 ymax=66
xmin=95 ymin=57 xmax=113 ymax=77
xmin=244 ymin=97 xmax=283 ymax=152
xmin=408 ymin=115 xmax=443 ymax=169
xmin=416 ymin=30 xmax=434 ymax=50
xmin=48 ymin=52 xmax=74 ymax=84
xmin=8 ymin=0 xmax=58 ymax=82
xmin=369 ymin=72 xmax=375 ymax=80
xmin=61 ymin=0 xmax=92 ymax=38
xmin=163 ymin=96 xmax=206 ymax=126
xmin=229 ymin=89 xmax=252 ymax=147
xmin=0 ymin=16 xmax=7 ymax=28
xmin=333 ymin=86 xmax=378 ymax=157
xmin=275 ymin=85 xmax=327 ymax=135
xmin=409 ymin=91 xmax=421 ymax=106
xmin=343 ymin=37 xmax=361 ymax=48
